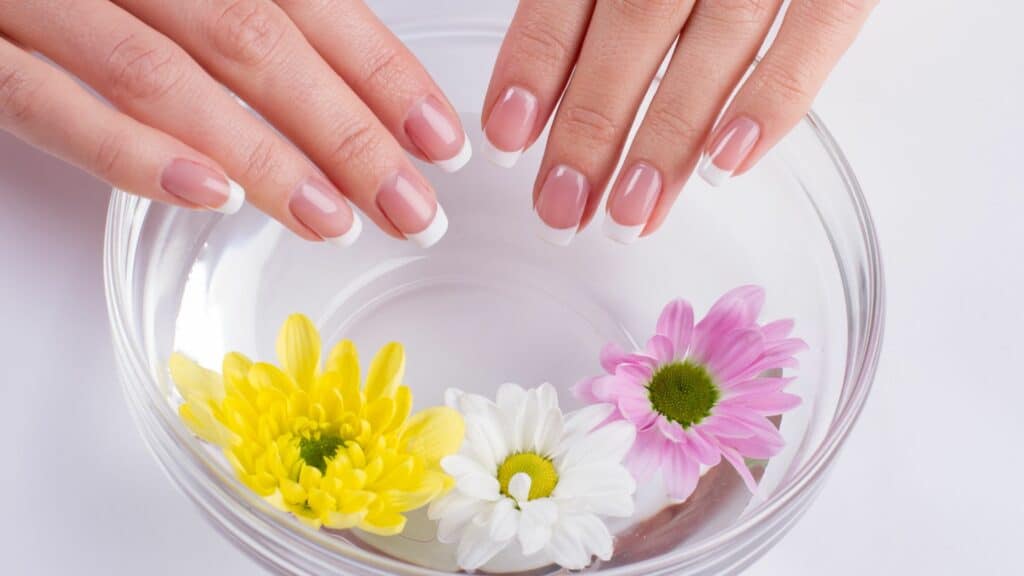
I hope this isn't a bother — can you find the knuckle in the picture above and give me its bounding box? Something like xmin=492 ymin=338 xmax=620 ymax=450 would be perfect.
xmin=239 ymin=137 xmax=284 ymax=186
xmin=753 ymin=58 xmax=813 ymax=105
xmin=644 ymin=103 xmax=706 ymax=148
xmin=105 ymin=35 xmax=185 ymax=101
xmin=700 ymin=0 xmax=776 ymax=26
xmin=91 ymin=129 xmax=131 ymax=181
xmin=506 ymin=16 xmax=575 ymax=70
xmin=211 ymin=0 xmax=287 ymax=67
xmin=327 ymin=119 xmax=382 ymax=168
xmin=611 ymin=0 xmax=685 ymax=21
xmin=799 ymin=0 xmax=876 ymax=31
xmin=0 ymin=63 xmax=44 ymax=126
xmin=558 ymin=102 xmax=620 ymax=149
xmin=358 ymin=47 xmax=403 ymax=90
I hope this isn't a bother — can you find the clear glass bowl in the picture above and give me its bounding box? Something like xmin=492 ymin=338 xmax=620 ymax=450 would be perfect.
xmin=104 ymin=16 xmax=884 ymax=576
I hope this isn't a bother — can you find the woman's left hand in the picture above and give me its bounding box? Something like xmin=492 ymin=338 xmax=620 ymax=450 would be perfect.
xmin=481 ymin=0 xmax=876 ymax=245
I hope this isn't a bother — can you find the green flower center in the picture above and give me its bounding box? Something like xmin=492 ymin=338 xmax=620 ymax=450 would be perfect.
xmin=647 ymin=361 xmax=720 ymax=429
xmin=497 ymin=452 xmax=559 ymax=501
xmin=299 ymin=434 xmax=345 ymax=473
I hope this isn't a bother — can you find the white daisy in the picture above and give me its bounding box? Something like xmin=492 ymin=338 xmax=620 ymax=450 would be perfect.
xmin=427 ymin=383 xmax=637 ymax=571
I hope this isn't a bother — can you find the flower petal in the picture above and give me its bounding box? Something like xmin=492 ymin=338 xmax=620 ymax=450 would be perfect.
xmin=455 ymin=471 xmax=501 ymax=501
xmin=561 ymin=403 xmax=615 ymax=444
xmin=547 ymin=518 xmax=589 ymax=570
xmin=663 ymin=446 xmax=700 ymax=501
xmin=463 ymin=411 xmax=508 ymax=472
xmin=534 ymin=407 xmax=564 ymax=457
xmin=623 ymin=428 xmax=668 ymax=483
xmin=517 ymin=499 xmax=557 ymax=555
xmin=705 ymin=329 xmax=765 ymax=383
xmin=760 ymin=318 xmax=795 ymax=341
xmin=364 ymin=342 xmax=404 ymax=402
xmin=720 ymin=445 xmax=758 ymax=492
xmin=600 ymin=342 xmax=629 ymax=374
xmin=488 ymin=498 xmax=520 ymax=542
xmin=726 ymin=391 xmax=802 ymax=415
xmin=657 ymin=417 xmax=686 ymax=442
xmin=691 ymin=285 xmax=765 ymax=361
xmin=721 ymin=434 xmax=784 ymax=459
xmin=495 ymin=382 xmax=526 ymax=414
xmin=170 ymin=353 xmax=225 ymax=403
xmin=275 ymin=313 xmax=321 ymax=386
xmin=618 ymin=394 xmax=658 ymax=430
xmin=324 ymin=339 xmax=359 ymax=385
xmin=536 ymin=382 xmax=560 ymax=413
xmin=558 ymin=420 xmax=636 ymax=470
xmin=402 ymin=406 xmax=465 ymax=468
xmin=384 ymin=385 xmax=412 ymax=433
xmin=685 ymin=429 xmax=722 ymax=467
xmin=509 ymin=473 xmax=532 ymax=504
xmin=571 ymin=376 xmax=603 ymax=403
xmin=429 ymin=494 xmax=486 ymax=542
xmin=645 ymin=334 xmax=674 ymax=365
xmin=456 ymin=521 xmax=508 ymax=571
xmin=563 ymin=513 xmax=614 ymax=564
xmin=725 ymin=376 xmax=795 ymax=394
xmin=656 ymin=299 xmax=695 ymax=360
xmin=554 ymin=465 xmax=636 ymax=517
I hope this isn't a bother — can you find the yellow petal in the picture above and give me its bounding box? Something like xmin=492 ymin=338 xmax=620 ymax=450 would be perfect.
xmin=365 ymin=397 xmax=395 ymax=432
xmin=169 ymin=353 xmax=225 ymax=403
xmin=364 ymin=343 xmax=404 ymax=403
xmin=222 ymin=352 xmax=253 ymax=395
xmin=385 ymin=386 xmax=412 ymax=434
xmin=248 ymin=362 xmax=297 ymax=394
xmin=358 ymin=511 xmax=407 ymax=536
xmin=382 ymin=471 xmax=447 ymax=511
xmin=179 ymin=403 xmax=229 ymax=446
xmin=325 ymin=339 xmax=360 ymax=385
xmin=323 ymin=510 xmax=365 ymax=530
xmin=401 ymin=407 xmax=465 ymax=467
xmin=275 ymin=314 xmax=322 ymax=387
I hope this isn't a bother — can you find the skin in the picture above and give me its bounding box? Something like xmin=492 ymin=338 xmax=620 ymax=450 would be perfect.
xmin=0 ymin=0 xmax=876 ymax=245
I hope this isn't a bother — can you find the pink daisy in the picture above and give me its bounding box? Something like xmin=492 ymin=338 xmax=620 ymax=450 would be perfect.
xmin=573 ymin=286 xmax=807 ymax=501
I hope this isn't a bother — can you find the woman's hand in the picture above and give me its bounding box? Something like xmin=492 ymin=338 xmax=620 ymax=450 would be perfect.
xmin=482 ymin=0 xmax=876 ymax=245
xmin=0 ymin=0 xmax=470 ymax=248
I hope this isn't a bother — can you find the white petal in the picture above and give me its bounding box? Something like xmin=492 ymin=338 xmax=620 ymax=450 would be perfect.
xmin=433 ymin=497 xmax=489 ymax=543
xmin=534 ymin=407 xmax=564 ymax=457
xmin=495 ymin=382 xmax=526 ymax=413
xmin=455 ymin=471 xmax=501 ymax=501
xmin=546 ymin=521 xmax=588 ymax=570
xmin=441 ymin=454 xmax=490 ymax=479
xmin=444 ymin=387 xmax=463 ymax=409
xmin=508 ymin=472 xmax=532 ymax=504
xmin=456 ymin=521 xmax=509 ymax=571
xmin=464 ymin=411 xmax=509 ymax=471
xmin=488 ymin=498 xmax=520 ymax=542
xmin=557 ymin=420 xmax=636 ymax=470
xmin=517 ymin=499 xmax=557 ymax=555
xmin=566 ymin=513 xmax=614 ymax=562
xmin=562 ymin=403 xmax=615 ymax=444
xmin=553 ymin=465 xmax=636 ymax=517
xmin=514 ymin=390 xmax=541 ymax=453
xmin=536 ymin=382 xmax=560 ymax=412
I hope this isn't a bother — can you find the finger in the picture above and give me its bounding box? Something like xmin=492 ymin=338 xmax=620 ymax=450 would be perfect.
xmin=605 ymin=0 xmax=783 ymax=242
xmin=534 ymin=0 xmax=695 ymax=245
xmin=0 ymin=0 xmax=361 ymax=245
xmin=481 ymin=0 xmax=594 ymax=167
xmin=0 ymin=36 xmax=240 ymax=212
xmin=117 ymin=0 xmax=445 ymax=247
xmin=275 ymin=0 xmax=470 ymax=173
xmin=697 ymin=0 xmax=877 ymax=186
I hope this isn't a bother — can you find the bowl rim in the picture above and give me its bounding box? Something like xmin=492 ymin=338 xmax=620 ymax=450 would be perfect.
xmin=104 ymin=19 xmax=885 ymax=576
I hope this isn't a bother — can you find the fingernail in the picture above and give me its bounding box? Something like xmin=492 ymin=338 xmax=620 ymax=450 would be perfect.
xmin=483 ymin=86 xmax=538 ymax=168
xmin=161 ymin=159 xmax=245 ymax=214
xmin=604 ymin=162 xmax=662 ymax=244
xmin=535 ymin=164 xmax=589 ymax=246
xmin=405 ymin=95 xmax=472 ymax=173
xmin=699 ymin=116 xmax=760 ymax=187
xmin=288 ymin=177 xmax=362 ymax=247
xmin=377 ymin=170 xmax=448 ymax=248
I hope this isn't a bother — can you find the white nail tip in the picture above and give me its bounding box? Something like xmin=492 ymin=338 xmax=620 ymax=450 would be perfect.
xmin=407 ymin=204 xmax=448 ymax=248
xmin=482 ymin=137 xmax=522 ymax=168
xmin=325 ymin=212 xmax=362 ymax=248
xmin=603 ymin=216 xmax=644 ymax=245
xmin=434 ymin=135 xmax=473 ymax=173
xmin=214 ymin=179 xmax=246 ymax=214
xmin=697 ymin=156 xmax=731 ymax=188
xmin=535 ymin=217 xmax=577 ymax=247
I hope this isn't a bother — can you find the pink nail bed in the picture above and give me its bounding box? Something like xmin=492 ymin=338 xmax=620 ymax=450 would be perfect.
xmin=404 ymin=95 xmax=470 ymax=173
xmin=160 ymin=159 xmax=244 ymax=214
xmin=483 ymin=86 xmax=539 ymax=167
xmin=377 ymin=170 xmax=448 ymax=248
xmin=288 ymin=178 xmax=359 ymax=247
xmin=604 ymin=163 xmax=662 ymax=244
xmin=699 ymin=116 xmax=761 ymax=187
xmin=535 ymin=165 xmax=589 ymax=246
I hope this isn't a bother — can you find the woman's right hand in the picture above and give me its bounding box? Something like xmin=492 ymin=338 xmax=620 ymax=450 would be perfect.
xmin=0 ymin=0 xmax=470 ymax=248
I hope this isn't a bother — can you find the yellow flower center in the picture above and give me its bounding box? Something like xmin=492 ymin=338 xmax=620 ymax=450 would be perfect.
xmin=497 ymin=452 xmax=558 ymax=501
xmin=298 ymin=434 xmax=344 ymax=474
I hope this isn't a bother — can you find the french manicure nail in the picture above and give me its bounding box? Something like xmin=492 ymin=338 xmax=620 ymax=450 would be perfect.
xmin=604 ymin=162 xmax=662 ymax=244
xmin=699 ymin=116 xmax=761 ymax=187
xmin=483 ymin=86 xmax=539 ymax=168
xmin=288 ymin=177 xmax=361 ymax=247
xmin=405 ymin=95 xmax=472 ymax=173
xmin=161 ymin=159 xmax=245 ymax=214
xmin=535 ymin=164 xmax=589 ymax=246
xmin=377 ymin=170 xmax=448 ymax=248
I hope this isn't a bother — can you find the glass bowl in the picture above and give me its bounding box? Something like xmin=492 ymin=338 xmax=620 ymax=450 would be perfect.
xmin=104 ymin=16 xmax=884 ymax=576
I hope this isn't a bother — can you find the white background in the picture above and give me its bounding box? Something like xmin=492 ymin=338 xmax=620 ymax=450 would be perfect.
xmin=2 ymin=1 xmax=1022 ymax=574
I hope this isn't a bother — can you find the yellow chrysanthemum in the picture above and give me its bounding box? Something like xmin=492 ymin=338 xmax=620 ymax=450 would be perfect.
xmin=169 ymin=314 xmax=465 ymax=536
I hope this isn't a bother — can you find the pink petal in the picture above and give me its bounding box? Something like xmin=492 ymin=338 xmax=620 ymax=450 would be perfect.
xmin=760 ymin=318 xmax=795 ymax=341
xmin=571 ymin=376 xmax=603 ymax=403
xmin=600 ymin=342 xmax=629 ymax=374
xmin=700 ymin=415 xmax=757 ymax=439
xmin=721 ymin=434 xmax=784 ymax=459
xmin=724 ymin=376 xmax=795 ymax=394
xmin=691 ymin=286 xmax=765 ymax=360
xmin=663 ymin=446 xmax=700 ymax=501
xmin=716 ymin=408 xmax=784 ymax=444
xmin=645 ymin=334 xmax=674 ymax=365
xmin=624 ymin=428 xmax=668 ymax=482
xmin=730 ymin=392 xmax=802 ymax=415
xmin=720 ymin=445 xmax=758 ymax=492
xmin=762 ymin=337 xmax=809 ymax=357
xmin=685 ymin=429 xmax=722 ymax=467
xmin=705 ymin=329 xmax=765 ymax=382
xmin=657 ymin=416 xmax=686 ymax=442
xmin=655 ymin=299 xmax=694 ymax=360
xmin=618 ymin=395 xmax=658 ymax=430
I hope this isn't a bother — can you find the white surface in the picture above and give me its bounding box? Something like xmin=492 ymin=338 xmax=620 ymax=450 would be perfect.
xmin=2 ymin=1 xmax=1023 ymax=574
